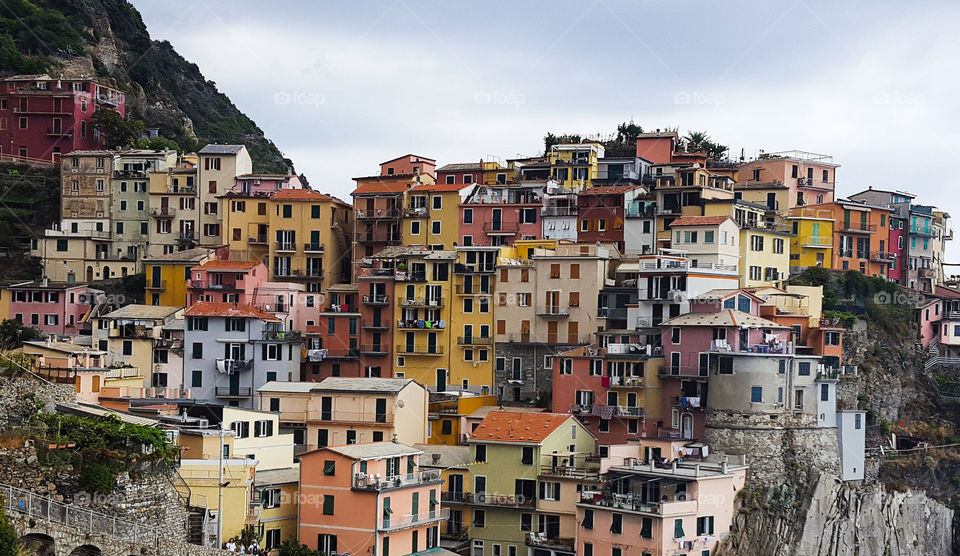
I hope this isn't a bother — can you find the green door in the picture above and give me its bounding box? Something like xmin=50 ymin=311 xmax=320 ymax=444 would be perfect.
xmin=229 ymin=373 xmax=240 ymax=396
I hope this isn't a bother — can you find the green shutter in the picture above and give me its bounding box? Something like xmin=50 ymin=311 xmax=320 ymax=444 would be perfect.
xmin=640 ymin=517 xmax=652 ymax=538
xmin=674 ymin=518 xmax=685 ymax=538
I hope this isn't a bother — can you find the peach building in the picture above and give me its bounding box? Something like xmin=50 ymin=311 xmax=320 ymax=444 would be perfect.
xmin=575 ymin=440 xmax=747 ymax=556
xmin=738 ymin=150 xmax=839 ymax=209
xmin=299 ymin=442 xmax=446 ymax=555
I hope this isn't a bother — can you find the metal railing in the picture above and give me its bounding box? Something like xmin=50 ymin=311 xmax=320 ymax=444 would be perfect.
xmin=354 ymin=470 xmax=441 ymax=490
xmin=215 ymin=386 xmax=253 ymax=397
xmin=537 ymin=306 xmax=570 ymax=317
xmin=275 ymin=241 xmax=296 ymax=252
xmin=482 ymin=221 xmax=521 ymax=233
xmin=1 ymin=483 xmax=159 ymax=543
xmin=401 ymin=297 xmax=444 ymax=307
xmin=358 ymin=209 xmax=401 ymax=219
xmin=150 ymin=207 xmax=176 ymax=218
xmin=465 ymin=492 xmax=535 ymax=508
xmin=380 ymin=508 xmax=449 ymax=532
xmin=303 ymin=243 xmax=325 ymax=253
xmin=457 ymin=337 xmax=493 ymax=345
xmin=362 ymin=294 xmax=390 ymax=305
xmin=396 ymin=344 xmax=444 ymax=355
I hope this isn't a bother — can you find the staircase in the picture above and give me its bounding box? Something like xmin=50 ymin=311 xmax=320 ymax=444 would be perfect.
xmin=186 ymin=507 xmax=208 ymax=545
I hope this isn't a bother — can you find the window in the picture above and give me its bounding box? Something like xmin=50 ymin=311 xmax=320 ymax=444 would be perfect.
xmin=773 ymin=238 xmax=784 ymax=254
xmin=191 ymin=371 xmax=202 ymax=387
xmin=751 ymin=235 xmax=764 ymax=251
xmin=855 ymin=413 xmax=862 ymax=429
xmin=324 ymin=460 xmax=336 ymax=476
xmin=825 ymin=331 xmax=841 ymax=346
xmin=674 ymin=518 xmax=685 ymax=538
xmin=473 ymin=509 xmax=486 ymax=527
xmin=475 ymin=444 xmax=487 ymax=462
xmin=192 ymin=342 xmax=203 ymax=359
xmin=640 ymin=517 xmax=653 ymax=538
xmin=322 ymin=494 xmax=334 ymax=515
xmin=697 ymin=516 xmax=715 ymax=535
xmin=56 ymin=239 xmax=68 ymax=252
xmin=582 ymin=509 xmax=594 ymax=529
xmin=560 ymin=359 xmax=572 ymax=375
xmin=521 ymin=446 xmax=534 ymax=465
xmin=122 ymin=340 xmax=132 ymax=356
xmin=671 ymin=327 xmax=681 ymax=344
xmin=463 ymin=208 xmax=473 ymax=224
xmin=431 ymin=221 xmax=441 ymax=235
xmin=751 ymin=386 xmax=763 ymax=403
xmin=411 ymin=221 xmax=420 ymax=235
xmin=798 ymin=361 xmax=811 ymax=376
xmin=540 ymin=481 xmax=560 ymax=501
xmin=704 ymin=230 xmax=715 ymax=243
xmin=610 ymin=513 xmax=622 ymax=534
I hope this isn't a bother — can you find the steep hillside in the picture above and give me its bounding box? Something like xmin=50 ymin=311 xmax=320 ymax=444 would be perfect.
xmin=0 ymin=0 xmax=290 ymax=173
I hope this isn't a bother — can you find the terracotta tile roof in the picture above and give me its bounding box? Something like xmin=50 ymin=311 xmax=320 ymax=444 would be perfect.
xmin=195 ymin=260 xmax=261 ymax=272
xmin=660 ymin=309 xmax=784 ymax=329
xmin=352 ymin=179 xmax=416 ymax=195
xmin=470 ymin=411 xmax=572 ymax=444
xmin=184 ymin=301 xmax=280 ymax=321
xmin=272 ymin=188 xmax=335 ymax=201
xmin=437 ymin=163 xmax=482 ymax=172
xmin=669 ymin=216 xmax=735 ymax=227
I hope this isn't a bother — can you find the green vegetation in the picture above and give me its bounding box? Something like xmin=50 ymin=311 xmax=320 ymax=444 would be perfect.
xmin=683 ymin=130 xmax=728 ymax=160
xmin=278 ymin=538 xmax=321 ymax=556
xmin=37 ymin=413 xmax=177 ymax=493
xmin=0 ymin=498 xmax=20 ymax=556
xmin=0 ymin=0 xmax=85 ymax=73
xmin=92 ymin=109 xmax=144 ymax=149
xmin=0 ymin=319 xmax=41 ymax=350
xmin=542 ymin=122 xmax=731 ymax=159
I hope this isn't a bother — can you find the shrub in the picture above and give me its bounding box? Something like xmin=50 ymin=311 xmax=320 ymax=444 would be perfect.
xmin=79 ymin=461 xmax=116 ymax=494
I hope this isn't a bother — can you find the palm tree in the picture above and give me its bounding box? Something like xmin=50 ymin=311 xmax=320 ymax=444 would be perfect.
xmin=683 ymin=131 xmax=711 ymax=152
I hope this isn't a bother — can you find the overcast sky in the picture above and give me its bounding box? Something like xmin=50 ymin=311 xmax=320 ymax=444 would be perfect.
xmin=131 ymin=0 xmax=960 ymax=261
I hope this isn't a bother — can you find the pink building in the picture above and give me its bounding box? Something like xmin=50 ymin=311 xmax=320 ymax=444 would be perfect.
xmin=459 ymin=182 xmax=544 ymax=247
xmin=0 ymin=75 xmax=125 ymax=162
xmin=576 ymin=440 xmax=747 ymax=556
xmin=186 ymin=260 xmax=268 ymax=305
xmin=738 ymin=151 xmax=838 ymax=209
xmin=6 ymin=281 xmax=101 ymax=336
xmin=299 ymin=442 xmax=446 ymax=555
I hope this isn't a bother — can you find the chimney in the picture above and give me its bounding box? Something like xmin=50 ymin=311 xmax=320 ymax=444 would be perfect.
xmin=722 ymin=461 xmax=728 ymax=474
xmin=432 ymin=453 xmax=441 ymax=464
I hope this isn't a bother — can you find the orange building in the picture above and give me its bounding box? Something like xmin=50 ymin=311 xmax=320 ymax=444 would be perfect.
xmin=738 ymin=151 xmax=839 ymax=209
xmin=299 ymin=442 xmax=446 ymax=555
xmin=793 ymin=200 xmax=893 ymax=278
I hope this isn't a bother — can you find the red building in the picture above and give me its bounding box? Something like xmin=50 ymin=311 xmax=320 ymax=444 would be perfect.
xmin=577 ymin=185 xmax=643 ymax=253
xmin=635 ymin=131 xmax=707 ymax=166
xmin=0 ymin=75 xmax=125 ymax=162
xmin=458 ymin=182 xmax=544 ymax=247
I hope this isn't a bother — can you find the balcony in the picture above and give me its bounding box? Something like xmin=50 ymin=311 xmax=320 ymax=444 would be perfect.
xmin=801 ymin=236 xmax=832 ymax=248
xmin=625 ymin=205 xmax=656 ymax=218
xmin=357 ymin=209 xmax=401 ymax=219
xmin=454 ymin=263 xmax=497 ymax=275
xmin=404 ymin=206 xmax=429 ymax=217
xmin=465 ymin=492 xmax=535 ymax=508
xmin=215 ymin=386 xmax=253 ymax=398
xmin=215 ymin=359 xmax=251 ymax=374
xmin=104 ymin=367 xmax=141 ymax=379
xmin=537 ymin=306 xmax=570 ymax=318
xmin=46 ymin=127 xmax=72 ymax=137
xmin=607 ymin=376 xmax=645 ymax=388
xmin=541 ymin=206 xmax=577 ymax=217
xmin=247 ymin=236 xmax=268 ymax=245
xmin=671 ymin=396 xmax=704 ymax=409
xmin=839 ymin=222 xmax=876 ymax=234
xmin=397 ymin=319 xmax=445 ymax=329
xmin=362 ymin=294 xmax=390 ymax=305
xmin=538 ymin=465 xmax=600 ymax=480
xmin=354 ymin=470 xmax=441 ymax=491
xmin=454 ymin=285 xmax=492 ymax=295
xmin=273 ymin=269 xmax=305 ymax=280
xmin=324 ymin=348 xmax=360 ymax=359
xmin=379 ymin=508 xmax=449 ymax=532
xmin=578 ymin=491 xmax=698 ymax=516
xmin=275 ymin=241 xmax=296 ymax=253
xmin=598 ymin=307 xmax=628 ymax=319
xmin=177 ymin=232 xmax=197 ymax=242
xmin=526 ymin=534 xmax=575 ymax=552
xmin=394 ymin=271 xmax=427 ymax=282
xmin=871 ymin=251 xmax=895 ymax=262
xmin=360 ymin=344 xmax=389 ymax=355
xmin=363 ymin=234 xmax=402 ymax=244
xmin=482 ymin=221 xmax=520 ymax=234
xmin=167 ymin=184 xmax=197 ymax=194
xmin=261 ymin=330 xmax=302 ymax=342
xmin=440 ymin=491 xmax=467 ymax=503
xmin=457 ymin=336 xmax=493 ymax=346
xmin=319 ymin=409 xmax=393 ymax=424
xmin=150 ymin=207 xmax=176 ymax=218
xmin=401 ymin=297 xmax=444 ymax=308
xmin=303 ymin=243 xmax=325 ymax=253
xmin=396 ymin=344 xmax=444 ymax=355
xmin=145 ymin=280 xmax=167 ymax=291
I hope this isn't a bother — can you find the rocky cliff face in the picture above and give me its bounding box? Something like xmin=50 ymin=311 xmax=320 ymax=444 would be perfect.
xmin=1 ymin=0 xmax=289 ymax=173
xmin=719 ymin=473 xmax=954 ymax=556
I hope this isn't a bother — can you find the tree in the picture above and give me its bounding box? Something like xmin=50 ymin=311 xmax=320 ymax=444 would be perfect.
xmin=132 ymin=136 xmax=181 ymax=152
xmin=278 ymin=538 xmax=320 ymax=556
xmin=615 ymin=121 xmax=643 ymax=146
xmin=543 ymin=132 xmax=582 ymax=155
xmin=91 ymin=110 xmax=144 ymax=149
xmin=0 ymin=319 xmax=40 ymax=350
xmin=0 ymin=499 xmax=20 ymax=556
xmin=683 ymin=130 xmax=728 ymax=160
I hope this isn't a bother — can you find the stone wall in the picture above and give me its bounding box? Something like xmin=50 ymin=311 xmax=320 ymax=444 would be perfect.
xmin=493 ymin=342 xmax=564 ymax=405
xmin=704 ymin=409 xmax=841 ymax=484
xmin=0 ymin=376 xmax=75 ymax=422
xmin=0 ymin=445 xmax=188 ymax=542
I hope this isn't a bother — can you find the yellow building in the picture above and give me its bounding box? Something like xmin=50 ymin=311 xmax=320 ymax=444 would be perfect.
xmin=266 ymin=188 xmax=353 ymax=290
xmin=143 ymin=247 xmax=216 ymax=306
xmin=739 ymin=227 xmax=792 ymax=287
xmin=427 ymin=392 xmax=498 ymax=445
xmin=733 ymin=182 xmax=790 ymax=214
xmin=147 ymin=160 xmax=201 ymax=258
xmin=91 ymin=304 xmax=184 ymax=389
xmin=548 ymin=143 xmax=604 ymax=189
xmin=402 ymin=182 xmax=464 ymax=250
xmin=220 ymin=407 xmax=298 ymax=550
xmin=786 ymin=209 xmax=835 ymax=274
xmin=415 ymin=443 xmax=472 ymax=550
xmin=177 ymin=428 xmax=257 ymax=545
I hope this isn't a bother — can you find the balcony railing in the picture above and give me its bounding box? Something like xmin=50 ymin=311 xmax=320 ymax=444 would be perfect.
xmin=401 ymin=297 xmax=444 ymax=307
xmin=541 ymin=206 xmax=577 ymax=217
xmin=177 ymin=232 xmax=196 ymax=242
xmin=150 ymin=207 xmax=176 ymax=218
xmin=537 ymin=306 xmax=570 ymax=317
xmin=215 ymin=358 xmax=251 ymax=374
xmin=354 ymin=470 xmax=441 ymax=490
xmin=262 ymin=330 xmax=302 ymax=342
xmin=394 ymin=271 xmax=427 ymax=282
xmin=303 ymin=243 xmax=325 ymax=253
xmin=404 ymin=206 xmax=429 ymax=217
xmin=358 ymin=209 xmax=401 ymax=219
xmin=379 ymin=508 xmax=449 ymax=532
xmin=801 ymin=235 xmax=832 ymax=247
xmin=441 ymin=491 xmax=467 ymax=503
xmin=362 ymin=294 xmax=390 ymax=305
xmin=538 ymin=465 xmax=600 ymax=479
xmin=215 ymin=386 xmax=253 ymax=397
xmin=840 ymin=222 xmax=877 ymax=233
xmin=248 ymin=236 xmax=268 ymax=245
xmin=360 ymin=344 xmax=389 ymax=355
xmin=457 ymin=336 xmax=493 ymax=345
xmin=870 ymin=251 xmax=895 ymax=262
xmin=396 ymin=344 xmax=444 ymax=355
xmin=46 ymin=127 xmax=72 ymax=137
xmin=104 ymin=367 xmax=141 ymax=379
xmin=275 ymin=241 xmax=296 ymax=252
xmin=454 ymin=285 xmax=492 ymax=295
xmin=482 ymin=221 xmax=521 ymax=234
xmin=598 ymin=307 xmax=628 ymax=319
xmin=465 ymin=492 xmax=535 ymax=508
xmin=526 ymin=534 xmax=575 ymax=551
xmin=577 ymin=491 xmax=697 ymax=516
xmin=319 ymin=410 xmax=393 ymax=424
xmin=397 ymin=319 xmax=445 ymax=329
xmin=145 ymin=280 xmax=167 ymax=291
xmin=671 ymin=396 xmax=703 ymax=408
